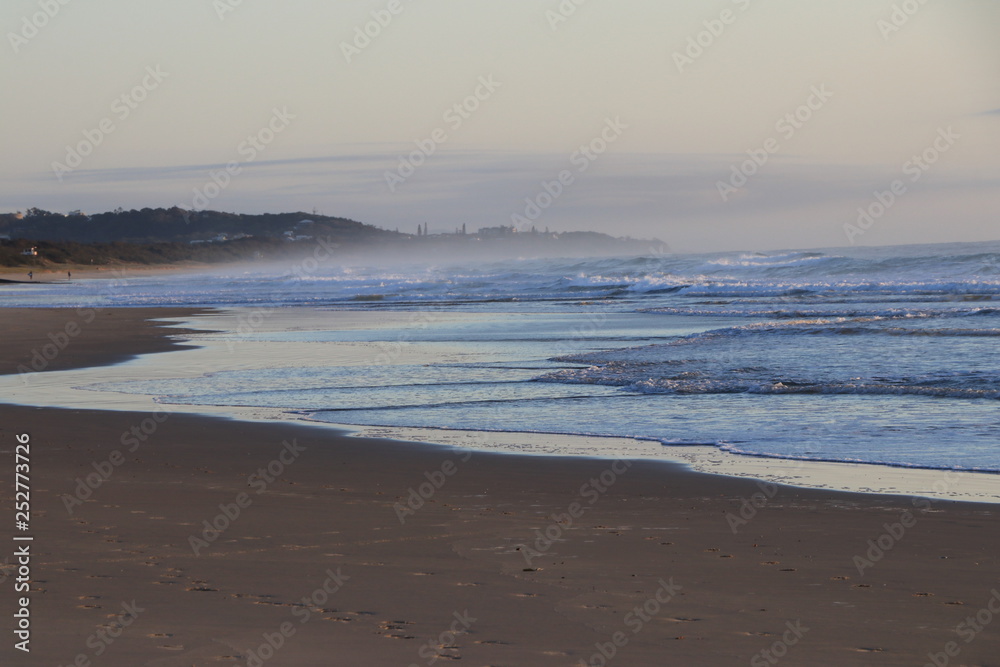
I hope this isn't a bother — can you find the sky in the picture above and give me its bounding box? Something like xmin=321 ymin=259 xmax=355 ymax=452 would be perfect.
xmin=1 ymin=0 xmax=997 ymax=252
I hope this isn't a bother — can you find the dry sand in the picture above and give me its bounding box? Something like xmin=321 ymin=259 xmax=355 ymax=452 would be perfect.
xmin=1 ymin=308 xmax=998 ymax=666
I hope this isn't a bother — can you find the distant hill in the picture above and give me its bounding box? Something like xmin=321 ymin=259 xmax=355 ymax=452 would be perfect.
xmin=0 ymin=207 xmax=394 ymax=245
xmin=0 ymin=207 xmax=666 ymax=267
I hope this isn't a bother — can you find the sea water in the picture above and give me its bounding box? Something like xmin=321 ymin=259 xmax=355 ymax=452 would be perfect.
xmin=4 ymin=240 xmax=999 ymax=473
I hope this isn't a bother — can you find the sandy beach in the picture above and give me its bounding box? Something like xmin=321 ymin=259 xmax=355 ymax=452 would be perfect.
xmin=2 ymin=308 xmax=999 ymax=666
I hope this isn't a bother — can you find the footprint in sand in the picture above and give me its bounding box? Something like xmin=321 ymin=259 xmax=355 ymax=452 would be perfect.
xmin=378 ymin=620 xmax=417 ymax=639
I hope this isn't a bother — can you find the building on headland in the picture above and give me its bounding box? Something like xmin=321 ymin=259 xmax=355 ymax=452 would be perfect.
xmin=21 ymin=247 xmax=38 ymax=256
xmin=477 ymin=225 xmax=517 ymax=238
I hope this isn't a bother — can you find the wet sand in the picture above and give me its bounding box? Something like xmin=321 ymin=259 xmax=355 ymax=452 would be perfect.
xmin=1 ymin=308 xmax=998 ymax=666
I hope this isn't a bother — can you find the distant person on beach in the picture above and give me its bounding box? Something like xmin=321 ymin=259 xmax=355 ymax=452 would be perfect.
xmin=28 ymin=271 xmax=32 ymax=281
xmin=68 ymin=271 xmax=71 ymax=280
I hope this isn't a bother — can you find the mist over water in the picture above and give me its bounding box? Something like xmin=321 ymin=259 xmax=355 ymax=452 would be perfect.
xmin=5 ymin=239 xmax=1000 ymax=309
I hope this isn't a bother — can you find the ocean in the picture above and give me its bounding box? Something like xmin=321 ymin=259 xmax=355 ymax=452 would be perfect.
xmin=5 ymin=239 xmax=1000 ymax=475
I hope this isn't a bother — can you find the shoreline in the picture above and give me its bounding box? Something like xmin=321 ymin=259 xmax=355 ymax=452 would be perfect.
xmin=4 ymin=305 xmax=997 ymax=504
xmin=2 ymin=307 xmax=1000 ymax=664
xmin=0 ymin=262 xmax=217 ymax=279
xmin=321 ymin=423 xmax=1000 ymax=505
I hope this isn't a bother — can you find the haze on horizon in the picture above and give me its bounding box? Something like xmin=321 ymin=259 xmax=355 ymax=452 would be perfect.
xmin=1 ymin=0 xmax=997 ymax=253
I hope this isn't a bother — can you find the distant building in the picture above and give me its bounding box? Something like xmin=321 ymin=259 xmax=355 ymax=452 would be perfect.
xmin=477 ymin=225 xmax=517 ymax=237
xmin=21 ymin=247 xmax=38 ymax=256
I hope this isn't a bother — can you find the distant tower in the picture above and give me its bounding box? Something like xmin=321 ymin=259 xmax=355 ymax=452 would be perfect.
xmin=462 ymin=223 xmax=466 ymax=235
